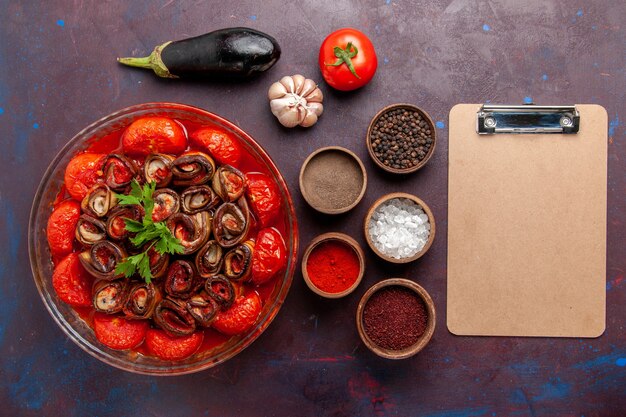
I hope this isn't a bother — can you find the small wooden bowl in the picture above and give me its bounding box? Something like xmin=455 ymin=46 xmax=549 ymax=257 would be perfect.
xmin=301 ymin=232 xmax=365 ymax=298
xmin=363 ymin=192 xmax=436 ymax=264
xmin=356 ymin=278 xmax=436 ymax=359
xmin=299 ymin=146 xmax=367 ymax=214
xmin=366 ymin=103 xmax=437 ymax=174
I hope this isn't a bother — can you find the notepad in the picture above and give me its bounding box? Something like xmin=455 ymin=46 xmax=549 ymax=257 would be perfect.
xmin=447 ymin=104 xmax=607 ymax=337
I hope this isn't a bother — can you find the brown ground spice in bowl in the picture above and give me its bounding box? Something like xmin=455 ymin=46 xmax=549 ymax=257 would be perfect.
xmin=362 ymin=286 xmax=428 ymax=350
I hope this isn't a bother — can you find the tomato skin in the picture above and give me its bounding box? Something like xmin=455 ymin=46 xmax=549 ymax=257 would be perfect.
xmin=251 ymin=228 xmax=287 ymax=286
xmin=52 ymin=253 xmax=94 ymax=307
xmin=64 ymin=153 xmax=106 ymax=200
xmin=189 ymin=127 xmax=242 ymax=167
xmin=122 ymin=117 xmax=187 ymax=156
xmin=145 ymin=329 xmax=203 ymax=360
xmin=318 ymin=28 xmax=377 ymax=91
xmin=212 ymin=292 xmax=262 ymax=336
xmin=93 ymin=313 xmax=148 ymax=350
xmin=245 ymin=173 xmax=281 ymax=227
xmin=47 ymin=200 xmax=81 ymax=257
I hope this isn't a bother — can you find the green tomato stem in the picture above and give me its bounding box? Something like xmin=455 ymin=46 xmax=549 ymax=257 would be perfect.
xmin=325 ymin=42 xmax=361 ymax=79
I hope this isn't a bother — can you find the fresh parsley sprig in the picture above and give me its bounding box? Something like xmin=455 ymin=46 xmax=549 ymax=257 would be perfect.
xmin=114 ymin=179 xmax=184 ymax=283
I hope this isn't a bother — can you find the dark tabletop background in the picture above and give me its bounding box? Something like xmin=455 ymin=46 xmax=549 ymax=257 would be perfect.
xmin=1 ymin=1 xmax=625 ymax=416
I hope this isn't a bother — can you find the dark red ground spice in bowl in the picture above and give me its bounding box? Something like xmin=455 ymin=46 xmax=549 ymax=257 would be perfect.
xmin=356 ymin=278 xmax=436 ymax=359
xmin=302 ymin=233 xmax=365 ymax=298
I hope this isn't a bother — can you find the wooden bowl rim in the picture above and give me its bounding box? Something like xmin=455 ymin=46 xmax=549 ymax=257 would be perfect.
xmin=356 ymin=278 xmax=436 ymax=359
xmin=366 ymin=103 xmax=437 ymax=174
xmin=299 ymin=146 xmax=368 ymax=215
xmin=363 ymin=192 xmax=436 ymax=264
xmin=301 ymin=232 xmax=365 ymax=299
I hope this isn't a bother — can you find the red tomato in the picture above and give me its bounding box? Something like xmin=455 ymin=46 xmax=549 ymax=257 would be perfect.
xmin=122 ymin=117 xmax=187 ymax=156
xmin=46 ymin=200 xmax=81 ymax=257
xmin=245 ymin=173 xmax=281 ymax=227
xmin=93 ymin=313 xmax=148 ymax=350
xmin=145 ymin=329 xmax=203 ymax=360
xmin=251 ymin=228 xmax=287 ymax=286
xmin=212 ymin=292 xmax=262 ymax=336
xmin=64 ymin=153 xmax=106 ymax=200
xmin=189 ymin=127 xmax=242 ymax=167
xmin=318 ymin=28 xmax=377 ymax=91
xmin=52 ymin=253 xmax=94 ymax=307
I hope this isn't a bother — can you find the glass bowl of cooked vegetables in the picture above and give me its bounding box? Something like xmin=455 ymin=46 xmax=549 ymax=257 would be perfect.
xmin=29 ymin=103 xmax=298 ymax=375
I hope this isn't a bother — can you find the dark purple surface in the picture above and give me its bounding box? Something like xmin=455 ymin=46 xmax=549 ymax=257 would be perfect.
xmin=1 ymin=1 xmax=625 ymax=416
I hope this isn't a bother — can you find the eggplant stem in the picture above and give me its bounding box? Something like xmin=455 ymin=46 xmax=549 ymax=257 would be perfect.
xmin=116 ymin=41 xmax=178 ymax=79
xmin=117 ymin=56 xmax=153 ymax=69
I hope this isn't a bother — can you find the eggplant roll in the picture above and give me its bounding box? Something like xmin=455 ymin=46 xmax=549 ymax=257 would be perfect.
xmin=180 ymin=185 xmax=221 ymax=214
xmin=81 ymin=184 xmax=117 ymax=218
xmin=212 ymin=165 xmax=245 ymax=202
xmin=186 ymin=291 xmax=220 ymax=326
xmin=143 ymin=153 xmax=174 ymax=187
xmin=213 ymin=201 xmax=249 ymax=248
xmin=223 ymin=240 xmax=254 ymax=281
xmin=151 ymin=188 xmax=180 ymax=222
xmin=195 ymin=240 xmax=224 ymax=278
xmin=205 ymin=275 xmax=236 ymax=309
xmin=106 ymin=205 xmax=144 ymax=241
xmin=171 ymin=151 xmax=215 ymax=186
xmin=167 ymin=212 xmax=211 ymax=255
xmin=92 ymin=279 xmax=129 ymax=314
xmin=79 ymin=240 xmax=127 ymax=280
xmin=75 ymin=214 xmax=107 ymax=246
xmin=123 ymin=282 xmax=162 ymax=319
xmin=164 ymin=260 xmax=201 ymax=299
xmin=154 ymin=298 xmax=197 ymax=336
xmin=103 ymin=154 xmax=137 ymax=191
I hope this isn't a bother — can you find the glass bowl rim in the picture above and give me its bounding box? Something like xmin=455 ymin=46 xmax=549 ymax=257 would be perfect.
xmin=28 ymin=102 xmax=299 ymax=375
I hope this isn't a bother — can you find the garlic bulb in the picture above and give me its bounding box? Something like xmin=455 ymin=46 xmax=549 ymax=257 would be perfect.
xmin=268 ymin=74 xmax=324 ymax=128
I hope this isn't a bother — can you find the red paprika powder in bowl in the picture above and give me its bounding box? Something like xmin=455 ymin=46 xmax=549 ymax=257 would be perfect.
xmin=356 ymin=278 xmax=436 ymax=359
xmin=302 ymin=233 xmax=365 ymax=298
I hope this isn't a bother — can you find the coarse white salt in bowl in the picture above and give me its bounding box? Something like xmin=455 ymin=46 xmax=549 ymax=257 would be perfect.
xmin=368 ymin=198 xmax=431 ymax=259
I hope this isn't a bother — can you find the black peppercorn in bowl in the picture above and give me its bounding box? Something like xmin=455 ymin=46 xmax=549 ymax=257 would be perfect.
xmin=366 ymin=104 xmax=437 ymax=174
xmin=356 ymin=278 xmax=436 ymax=359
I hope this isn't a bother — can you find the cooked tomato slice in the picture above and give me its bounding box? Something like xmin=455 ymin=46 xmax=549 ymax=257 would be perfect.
xmin=64 ymin=153 xmax=106 ymax=200
xmin=46 ymin=200 xmax=81 ymax=257
xmin=245 ymin=172 xmax=281 ymax=227
xmin=189 ymin=127 xmax=242 ymax=167
xmin=212 ymin=292 xmax=262 ymax=336
xmin=93 ymin=313 xmax=149 ymax=350
xmin=251 ymin=228 xmax=287 ymax=286
xmin=145 ymin=329 xmax=203 ymax=360
xmin=122 ymin=117 xmax=187 ymax=156
xmin=52 ymin=253 xmax=94 ymax=307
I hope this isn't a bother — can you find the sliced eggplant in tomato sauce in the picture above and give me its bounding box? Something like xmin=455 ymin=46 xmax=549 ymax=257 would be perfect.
xmin=123 ymin=282 xmax=162 ymax=320
xmin=81 ymin=184 xmax=118 ymax=218
xmin=181 ymin=185 xmax=221 ymax=214
xmin=75 ymin=214 xmax=107 ymax=246
xmin=92 ymin=279 xmax=129 ymax=314
xmin=103 ymin=154 xmax=138 ymax=191
xmin=195 ymin=240 xmax=224 ymax=278
xmin=79 ymin=240 xmax=127 ymax=280
xmin=154 ymin=298 xmax=197 ymax=337
xmin=212 ymin=165 xmax=245 ymax=202
xmin=205 ymin=274 xmax=236 ymax=309
xmin=152 ymin=188 xmax=180 ymax=222
xmin=171 ymin=151 xmax=215 ymax=187
xmin=143 ymin=153 xmax=174 ymax=187
xmin=223 ymin=240 xmax=254 ymax=281
xmin=186 ymin=291 xmax=220 ymax=327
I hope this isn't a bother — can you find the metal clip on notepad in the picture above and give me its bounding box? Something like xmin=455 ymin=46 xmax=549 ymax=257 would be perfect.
xmin=477 ymin=104 xmax=580 ymax=134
